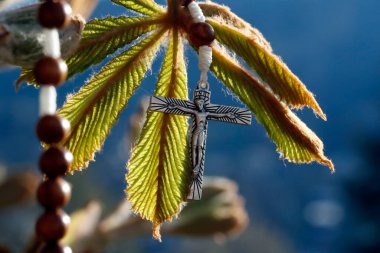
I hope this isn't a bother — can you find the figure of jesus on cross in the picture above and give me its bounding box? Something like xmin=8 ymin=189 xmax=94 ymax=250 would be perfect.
xmin=149 ymin=82 xmax=252 ymax=200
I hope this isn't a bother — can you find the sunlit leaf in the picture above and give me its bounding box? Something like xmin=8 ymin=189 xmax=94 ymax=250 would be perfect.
xmin=127 ymin=28 xmax=189 ymax=241
xmin=199 ymin=1 xmax=272 ymax=51
xmin=112 ymin=0 xmax=165 ymax=16
xmin=209 ymin=20 xmax=326 ymax=120
xmin=211 ymin=45 xmax=334 ymax=170
xmin=59 ymin=28 xmax=166 ymax=171
xmin=67 ymin=15 xmax=163 ymax=77
xmin=16 ymin=16 xmax=161 ymax=85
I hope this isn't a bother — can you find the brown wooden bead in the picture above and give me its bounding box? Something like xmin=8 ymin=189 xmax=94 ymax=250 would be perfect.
xmin=37 ymin=115 xmax=70 ymax=144
xmin=37 ymin=178 xmax=71 ymax=209
xmin=188 ymin=22 xmax=215 ymax=47
xmin=38 ymin=0 xmax=72 ymax=28
xmin=39 ymin=243 xmax=72 ymax=253
xmin=182 ymin=0 xmax=194 ymax=6
xmin=39 ymin=147 xmax=73 ymax=177
xmin=34 ymin=57 xmax=68 ymax=86
xmin=35 ymin=210 xmax=70 ymax=241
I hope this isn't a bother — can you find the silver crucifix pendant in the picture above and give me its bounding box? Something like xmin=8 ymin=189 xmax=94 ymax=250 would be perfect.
xmin=149 ymin=82 xmax=252 ymax=200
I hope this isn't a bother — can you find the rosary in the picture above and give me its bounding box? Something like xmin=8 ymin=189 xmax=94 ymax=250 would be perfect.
xmin=30 ymin=1 xmax=251 ymax=249
xmin=149 ymin=0 xmax=252 ymax=200
xmin=33 ymin=0 xmax=73 ymax=252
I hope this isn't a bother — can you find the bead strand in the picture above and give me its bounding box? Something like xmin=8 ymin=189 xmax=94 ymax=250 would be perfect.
xmin=184 ymin=0 xmax=215 ymax=86
xmin=33 ymin=1 xmax=73 ymax=253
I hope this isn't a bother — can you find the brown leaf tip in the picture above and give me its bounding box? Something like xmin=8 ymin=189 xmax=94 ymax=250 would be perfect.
xmin=323 ymin=158 xmax=335 ymax=173
xmin=153 ymin=223 xmax=162 ymax=242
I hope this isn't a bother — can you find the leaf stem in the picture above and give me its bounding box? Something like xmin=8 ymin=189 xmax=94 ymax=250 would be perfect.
xmin=167 ymin=0 xmax=179 ymax=22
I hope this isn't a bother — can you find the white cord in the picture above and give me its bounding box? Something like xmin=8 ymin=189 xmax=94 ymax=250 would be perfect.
xmin=187 ymin=2 xmax=213 ymax=88
xmin=42 ymin=29 xmax=61 ymax=58
xmin=188 ymin=2 xmax=206 ymax=23
xmin=39 ymin=85 xmax=57 ymax=116
xmin=39 ymin=29 xmax=60 ymax=115
xmin=198 ymin=46 xmax=212 ymax=83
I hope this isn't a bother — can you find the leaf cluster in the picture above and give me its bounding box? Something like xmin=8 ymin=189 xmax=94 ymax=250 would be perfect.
xmin=18 ymin=0 xmax=334 ymax=239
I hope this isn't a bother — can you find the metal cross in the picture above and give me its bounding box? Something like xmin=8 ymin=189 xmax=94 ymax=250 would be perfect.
xmin=149 ymin=83 xmax=252 ymax=200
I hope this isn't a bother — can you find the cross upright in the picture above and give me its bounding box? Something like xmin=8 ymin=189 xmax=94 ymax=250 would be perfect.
xmin=149 ymin=82 xmax=252 ymax=200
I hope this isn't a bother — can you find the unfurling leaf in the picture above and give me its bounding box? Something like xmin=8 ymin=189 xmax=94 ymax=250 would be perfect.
xmin=164 ymin=177 xmax=248 ymax=238
xmin=59 ymin=29 xmax=166 ymax=171
xmin=112 ymin=0 xmax=165 ymax=16
xmin=127 ymin=29 xmax=189 ymax=241
xmin=209 ymin=19 xmax=326 ymax=120
xmin=211 ymin=46 xmax=334 ymax=171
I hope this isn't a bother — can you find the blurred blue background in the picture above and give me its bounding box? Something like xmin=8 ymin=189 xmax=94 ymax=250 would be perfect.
xmin=1 ymin=0 xmax=379 ymax=252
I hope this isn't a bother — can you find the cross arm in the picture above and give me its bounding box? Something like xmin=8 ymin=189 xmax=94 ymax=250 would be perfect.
xmin=149 ymin=96 xmax=196 ymax=116
xmin=206 ymin=104 xmax=252 ymax=125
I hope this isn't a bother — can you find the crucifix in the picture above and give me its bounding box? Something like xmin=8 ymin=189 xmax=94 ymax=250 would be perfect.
xmin=149 ymin=82 xmax=252 ymax=200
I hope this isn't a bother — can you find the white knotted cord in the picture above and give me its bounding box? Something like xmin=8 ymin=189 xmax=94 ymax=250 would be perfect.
xmin=198 ymin=45 xmax=212 ymax=83
xmin=39 ymin=29 xmax=60 ymax=116
xmin=187 ymin=1 xmax=213 ymax=86
xmin=39 ymin=85 xmax=57 ymax=116
xmin=42 ymin=29 xmax=61 ymax=58
xmin=188 ymin=2 xmax=206 ymax=23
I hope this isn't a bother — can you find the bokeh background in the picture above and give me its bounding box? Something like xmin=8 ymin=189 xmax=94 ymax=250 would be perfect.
xmin=1 ymin=0 xmax=379 ymax=252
